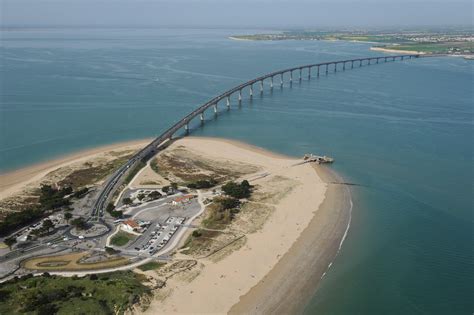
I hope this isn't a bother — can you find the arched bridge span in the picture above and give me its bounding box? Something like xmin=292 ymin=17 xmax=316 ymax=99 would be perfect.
xmin=91 ymin=54 xmax=421 ymax=218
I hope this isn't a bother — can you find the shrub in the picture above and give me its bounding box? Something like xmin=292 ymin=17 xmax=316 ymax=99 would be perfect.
xmin=221 ymin=180 xmax=252 ymax=199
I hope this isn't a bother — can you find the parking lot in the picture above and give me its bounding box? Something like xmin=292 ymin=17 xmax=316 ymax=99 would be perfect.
xmin=123 ymin=198 xmax=201 ymax=256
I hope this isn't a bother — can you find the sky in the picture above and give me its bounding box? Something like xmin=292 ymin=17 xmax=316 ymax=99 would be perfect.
xmin=1 ymin=0 xmax=472 ymax=28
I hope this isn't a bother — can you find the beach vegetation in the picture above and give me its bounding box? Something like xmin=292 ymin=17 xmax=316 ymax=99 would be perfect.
xmin=137 ymin=261 xmax=165 ymax=271
xmin=58 ymin=154 xmax=133 ymax=189
xmin=0 ymin=184 xmax=76 ymax=237
xmin=221 ymin=180 xmax=252 ymax=199
xmin=123 ymin=197 xmax=132 ymax=205
xmin=0 ymin=271 xmax=150 ymax=315
xmin=72 ymin=187 xmax=89 ymax=198
xmin=186 ymin=179 xmax=217 ymax=189
xmin=124 ymin=161 xmax=146 ymax=185
xmin=202 ymin=196 xmax=242 ymax=229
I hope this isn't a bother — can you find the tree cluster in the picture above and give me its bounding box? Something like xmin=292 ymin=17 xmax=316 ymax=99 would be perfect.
xmin=70 ymin=217 xmax=88 ymax=230
xmin=186 ymin=179 xmax=217 ymax=189
xmin=105 ymin=203 xmax=123 ymax=218
xmin=0 ymin=184 xmax=77 ymax=237
xmin=221 ymin=180 xmax=252 ymax=199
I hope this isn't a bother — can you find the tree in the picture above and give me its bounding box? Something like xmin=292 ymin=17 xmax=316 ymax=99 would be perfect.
xmin=123 ymin=197 xmax=132 ymax=205
xmin=137 ymin=194 xmax=146 ymax=201
xmin=106 ymin=203 xmax=115 ymax=213
xmin=42 ymin=219 xmax=54 ymax=232
xmin=4 ymin=236 xmax=16 ymax=249
xmin=149 ymin=191 xmax=162 ymax=200
xmin=110 ymin=210 xmax=123 ymax=219
xmin=217 ymin=197 xmax=241 ymax=210
xmin=162 ymin=186 xmax=170 ymax=194
xmin=71 ymin=217 xmax=88 ymax=230
xmin=221 ymin=180 xmax=252 ymax=199
xmin=64 ymin=212 xmax=73 ymax=224
xmin=170 ymin=182 xmax=178 ymax=190
xmin=186 ymin=179 xmax=217 ymax=189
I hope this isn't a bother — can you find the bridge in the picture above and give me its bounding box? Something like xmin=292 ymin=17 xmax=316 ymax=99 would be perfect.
xmin=91 ymin=54 xmax=421 ymax=220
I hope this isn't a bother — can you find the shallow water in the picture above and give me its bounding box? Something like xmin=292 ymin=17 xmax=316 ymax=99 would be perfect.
xmin=1 ymin=28 xmax=472 ymax=314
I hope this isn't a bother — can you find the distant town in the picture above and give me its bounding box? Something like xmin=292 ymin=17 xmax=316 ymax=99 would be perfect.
xmin=231 ymin=27 xmax=473 ymax=56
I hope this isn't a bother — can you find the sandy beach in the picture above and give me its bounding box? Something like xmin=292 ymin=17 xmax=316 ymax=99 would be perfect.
xmin=0 ymin=139 xmax=151 ymax=200
xmin=0 ymin=137 xmax=351 ymax=313
xmin=141 ymin=137 xmax=351 ymax=314
xmin=370 ymin=46 xmax=425 ymax=55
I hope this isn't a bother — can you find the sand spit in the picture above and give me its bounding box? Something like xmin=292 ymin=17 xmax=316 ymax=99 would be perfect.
xmin=229 ymin=166 xmax=351 ymax=314
xmin=0 ymin=139 xmax=151 ymax=200
xmin=370 ymin=46 xmax=425 ymax=55
xmin=142 ymin=137 xmax=351 ymax=314
xmin=0 ymin=136 xmax=351 ymax=314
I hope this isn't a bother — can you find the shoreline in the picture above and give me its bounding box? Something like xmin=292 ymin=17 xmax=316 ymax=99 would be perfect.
xmin=229 ymin=165 xmax=351 ymax=314
xmin=0 ymin=139 xmax=152 ymax=200
xmin=369 ymin=46 xmax=425 ymax=55
xmin=0 ymin=136 xmax=352 ymax=314
xmin=142 ymin=137 xmax=350 ymax=314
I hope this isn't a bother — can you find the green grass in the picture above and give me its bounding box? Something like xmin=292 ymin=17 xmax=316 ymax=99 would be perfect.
xmin=137 ymin=261 xmax=165 ymax=272
xmin=0 ymin=271 xmax=150 ymax=315
xmin=110 ymin=231 xmax=136 ymax=247
xmin=123 ymin=160 xmax=147 ymax=185
xmin=381 ymin=41 xmax=473 ymax=54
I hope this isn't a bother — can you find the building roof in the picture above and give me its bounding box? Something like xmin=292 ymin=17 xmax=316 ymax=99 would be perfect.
xmin=173 ymin=195 xmax=195 ymax=203
xmin=123 ymin=219 xmax=139 ymax=229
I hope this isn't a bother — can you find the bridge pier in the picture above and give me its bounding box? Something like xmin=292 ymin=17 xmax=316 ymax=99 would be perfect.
xmin=226 ymin=96 xmax=230 ymax=108
xmin=184 ymin=123 xmax=189 ymax=134
xmin=213 ymin=103 xmax=217 ymax=114
xmin=308 ymin=67 xmax=312 ymax=79
xmin=200 ymin=112 xmax=204 ymax=122
xmin=290 ymin=71 xmax=293 ymax=83
xmin=343 ymin=62 xmax=346 ymax=71
xmin=270 ymin=76 xmax=274 ymax=88
xmin=249 ymin=84 xmax=253 ymax=97
xmin=238 ymin=89 xmax=242 ymax=102
xmin=385 ymin=57 xmax=388 ymax=62
xmin=299 ymin=68 xmax=302 ymax=81
xmin=260 ymin=80 xmax=264 ymax=93
xmin=368 ymin=59 xmax=371 ymax=65
xmin=376 ymin=58 xmax=379 ymax=64
xmin=280 ymin=73 xmax=283 ymax=86
xmin=351 ymin=60 xmax=354 ymax=69
xmin=360 ymin=60 xmax=363 ymax=67
xmin=325 ymin=64 xmax=328 ymax=74
xmin=334 ymin=63 xmax=337 ymax=72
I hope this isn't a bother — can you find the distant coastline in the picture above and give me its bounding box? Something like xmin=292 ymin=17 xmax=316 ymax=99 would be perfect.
xmin=370 ymin=46 xmax=425 ymax=55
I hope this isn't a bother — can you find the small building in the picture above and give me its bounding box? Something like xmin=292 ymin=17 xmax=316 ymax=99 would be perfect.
xmin=122 ymin=219 xmax=140 ymax=233
xmin=171 ymin=194 xmax=196 ymax=206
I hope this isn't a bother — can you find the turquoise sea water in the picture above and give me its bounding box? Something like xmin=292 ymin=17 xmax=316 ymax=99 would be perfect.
xmin=1 ymin=28 xmax=472 ymax=314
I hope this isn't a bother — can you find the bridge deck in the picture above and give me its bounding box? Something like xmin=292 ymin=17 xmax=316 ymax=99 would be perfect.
xmin=91 ymin=53 xmax=423 ymax=218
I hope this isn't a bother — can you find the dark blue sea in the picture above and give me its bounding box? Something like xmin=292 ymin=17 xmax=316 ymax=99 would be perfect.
xmin=1 ymin=28 xmax=472 ymax=314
